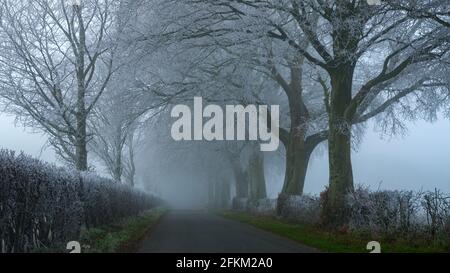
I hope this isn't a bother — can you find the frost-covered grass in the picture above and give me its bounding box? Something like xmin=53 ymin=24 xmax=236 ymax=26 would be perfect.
xmin=0 ymin=149 xmax=161 ymax=253
xmin=80 ymin=208 xmax=166 ymax=253
xmin=220 ymin=211 xmax=447 ymax=253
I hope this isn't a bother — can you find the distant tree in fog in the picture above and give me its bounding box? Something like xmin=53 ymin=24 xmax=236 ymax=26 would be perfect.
xmin=89 ymin=85 xmax=142 ymax=183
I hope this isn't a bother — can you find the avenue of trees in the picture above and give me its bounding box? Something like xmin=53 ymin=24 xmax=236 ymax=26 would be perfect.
xmin=0 ymin=0 xmax=449 ymax=226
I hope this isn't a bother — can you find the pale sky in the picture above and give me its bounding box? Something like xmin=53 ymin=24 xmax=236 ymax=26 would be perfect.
xmin=303 ymin=118 xmax=450 ymax=195
xmin=0 ymin=114 xmax=56 ymax=163
xmin=1 ymin=113 xmax=449 ymax=195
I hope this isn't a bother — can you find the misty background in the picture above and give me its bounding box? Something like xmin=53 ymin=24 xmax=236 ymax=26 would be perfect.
xmin=0 ymin=0 xmax=448 ymax=211
xmin=0 ymin=0 xmax=449 ymax=255
xmin=2 ymin=112 xmax=449 ymax=208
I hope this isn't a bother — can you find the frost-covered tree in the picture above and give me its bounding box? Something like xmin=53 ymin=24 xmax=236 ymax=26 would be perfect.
xmin=166 ymin=0 xmax=450 ymax=224
xmin=268 ymin=0 xmax=450 ymax=223
xmin=390 ymin=0 xmax=450 ymax=28
xmin=148 ymin=1 xmax=327 ymax=201
xmin=118 ymin=1 xmax=279 ymax=200
xmin=0 ymin=0 xmax=119 ymax=170
xmin=89 ymin=87 xmax=142 ymax=182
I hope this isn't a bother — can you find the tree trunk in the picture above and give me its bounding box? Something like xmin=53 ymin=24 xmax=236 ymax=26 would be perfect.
xmin=232 ymin=162 xmax=248 ymax=199
xmin=279 ymin=59 xmax=311 ymax=197
xmin=75 ymin=6 xmax=88 ymax=172
xmin=248 ymin=147 xmax=267 ymax=200
xmin=277 ymin=131 xmax=321 ymax=216
xmin=75 ymin=117 xmax=88 ymax=171
xmin=281 ymin=132 xmax=311 ymax=196
xmin=112 ymin=148 xmax=122 ymax=182
xmin=214 ymin=178 xmax=231 ymax=208
xmin=125 ymin=134 xmax=136 ymax=187
xmin=325 ymin=66 xmax=355 ymax=226
xmin=220 ymin=179 xmax=231 ymax=208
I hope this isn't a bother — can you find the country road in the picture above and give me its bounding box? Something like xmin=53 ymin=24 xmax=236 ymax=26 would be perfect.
xmin=137 ymin=210 xmax=319 ymax=253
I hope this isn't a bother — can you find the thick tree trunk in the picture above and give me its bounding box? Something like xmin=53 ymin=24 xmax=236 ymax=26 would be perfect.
xmin=281 ymin=132 xmax=311 ymax=196
xmin=277 ymin=132 xmax=321 ymax=215
xmin=328 ymin=125 xmax=354 ymax=200
xmin=248 ymin=148 xmax=267 ymax=200
xmin=279 ymin=58 xmax=312 ymax=197
xmin=275 ymin=59 xmax=316 ymax=215
xmin=325 ymin=66 xmax=356 ymax=226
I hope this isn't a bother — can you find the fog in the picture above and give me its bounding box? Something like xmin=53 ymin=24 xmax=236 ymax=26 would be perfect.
xmin=0 ymin=114 xmax=56 ymax=163
xmin=2 ymin=112 xmax=449 ymax=208
xmin=306 ymin=117 xmax=450 ymax=194
xmin=0 ymin=0 xmax=448 ymax=255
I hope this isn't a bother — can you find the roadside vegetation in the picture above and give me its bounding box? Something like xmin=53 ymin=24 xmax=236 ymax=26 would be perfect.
xmin=220 ymin=211 xmax=447 ymax=253
xmin=224 ymin=187 xmax=450 ymax=253
xmin=81 ymin=208 xmax=167 ymax=253
xmin=0 ymin=150 xmax=161 ymax=253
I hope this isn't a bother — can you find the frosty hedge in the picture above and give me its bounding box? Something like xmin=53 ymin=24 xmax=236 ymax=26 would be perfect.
xmin=0 ymin=150 xmax=160 ymax=253
xmin=235 ymin=187 xmax=450 ymax=247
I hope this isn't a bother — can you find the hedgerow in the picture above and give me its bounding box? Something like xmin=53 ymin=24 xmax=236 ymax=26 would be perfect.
xmin=0 ymin=150 xmax=159 ymax=253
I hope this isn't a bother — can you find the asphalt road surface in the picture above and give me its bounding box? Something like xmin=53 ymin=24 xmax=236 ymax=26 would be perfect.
xmin=137 ymin=210 xmax=319 ymax=253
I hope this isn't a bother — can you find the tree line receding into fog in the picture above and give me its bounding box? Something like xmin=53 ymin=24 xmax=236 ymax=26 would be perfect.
xmin=0 ymin=0 xmax=449 ymax=230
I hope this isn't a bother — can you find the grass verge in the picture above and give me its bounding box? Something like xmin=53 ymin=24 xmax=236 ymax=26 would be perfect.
xmin=80 ymin=207 xmax=167 ymax=253
xmin=219 ymin=210 xmax=447 ymax=253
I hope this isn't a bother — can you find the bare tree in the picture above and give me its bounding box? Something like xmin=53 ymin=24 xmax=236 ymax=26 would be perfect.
xmin=168 ymin=0 xmax=449 ymax=224
xmin=89 ymin=89 xmax=141 ymax=182
xmin=0 ymin=0 xmax=118 ymax=170
xmin=123 ymin=124 xmax=143 ymax=187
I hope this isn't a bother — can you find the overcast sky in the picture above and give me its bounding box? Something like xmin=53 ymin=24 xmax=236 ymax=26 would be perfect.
xmin=1 ymin=113 xmax=449 ymax=195
xmin=304 ymin=118 xmax=450 ymax=195
xmin=0 ymin=114 xmax=56 ymax=162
